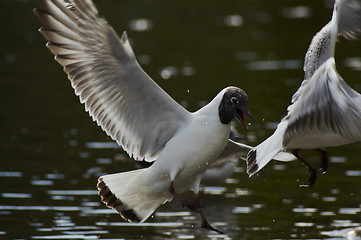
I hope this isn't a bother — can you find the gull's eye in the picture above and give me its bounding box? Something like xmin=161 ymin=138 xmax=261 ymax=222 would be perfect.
xmin=231 ymin=97 xmax=238 ymax=105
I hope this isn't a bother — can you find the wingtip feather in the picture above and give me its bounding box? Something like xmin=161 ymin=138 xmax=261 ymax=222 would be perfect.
xmin=120 ymin=31 xmax=128 ymax=43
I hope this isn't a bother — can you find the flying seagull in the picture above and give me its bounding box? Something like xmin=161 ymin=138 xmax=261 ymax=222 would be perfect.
xmin=33 ymin=0 xmax=258 ymax=233
xmin=247 ymin=0 xmax=361 ymax=187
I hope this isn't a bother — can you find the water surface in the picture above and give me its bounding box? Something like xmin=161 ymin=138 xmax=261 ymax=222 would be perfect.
xmin=1 ymin=0 xmax=361 ymax=239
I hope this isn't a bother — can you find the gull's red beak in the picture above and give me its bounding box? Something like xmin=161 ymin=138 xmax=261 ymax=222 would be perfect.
xmin=234 ymin=108 xmax=253 ymax=131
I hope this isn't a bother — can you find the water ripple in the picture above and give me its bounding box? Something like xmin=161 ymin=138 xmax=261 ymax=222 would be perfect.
xmin=96 ymin=222 xmax=184 ymax=227
xmin=245 ymin=60 xmax=301 ymax=71
xmin=0 ymin=171 xmax=22 ymax=177
xmin=345 ymin=170 xmax=361 ymax=176
xmin=31 ymin=235 xmax=99 ymax=239
xmin=294 ymin=222 xmax=314 ymax=227
xmin=202 ymin=186 xmax=227 ymax=195
xmin=156 ymin=211 xmax=191 ymax=217
xmin=292 ymin=207 xmax=318 ymax=213
xmin=2 ymin=193 xmax=32 ymax=198
xmin=31 ymin=180 xmax=54 ymax=186
xmin=81 ymin=209 xmax=115 ymax=215
xmin=339 ymin=208 xmax=361 ymax=215
xmin=48 ymin=190 xmax=98 ymax=196
xmin=322 ymin=226 xmax=361 ymax=238
xmin=232 ymin=206 xmax=252 ymax=214
xmin=0 ymin=205 xmax=91 ymax=212
xmin=323 ymin=196 xmax=337 ymax=202
xmin=85 ymin=142 xmax=118 ymax=149
xmin=332 ymin=220 xmax=361 ymax=228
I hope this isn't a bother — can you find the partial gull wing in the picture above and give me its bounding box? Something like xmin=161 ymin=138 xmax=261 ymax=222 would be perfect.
xmin=303 ymin=0 xmax=361 ymax=81
xmin=34 ymin=0 xmax=190 ymax=161
xmin=303 ymin=21 xmax=336 ymax=81
xmin=284 ymin=58 xmax=361 ymax=148
xmin=247 ymin=0 xmax=361 ymax=180
xmin=247 ymin=59 xmax=361 ymax=176
xmin=337 ymin=0 xmax=361 ymax=40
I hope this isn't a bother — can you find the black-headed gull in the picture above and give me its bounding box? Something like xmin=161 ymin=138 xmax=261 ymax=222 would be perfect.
xmin=247 ymin=0 xmax=361 ymax=187
xmin=34 ymin=0 xmax=256 ymax=233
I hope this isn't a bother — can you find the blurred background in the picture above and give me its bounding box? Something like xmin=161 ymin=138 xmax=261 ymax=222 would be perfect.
xmin=1 ymin=0 xmax=360 ymax=239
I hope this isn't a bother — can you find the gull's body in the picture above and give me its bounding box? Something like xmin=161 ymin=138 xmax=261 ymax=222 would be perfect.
xmin=247 ymin=0 xmax=361 ymax=185
xmin=34 ymin=0 xmax=264 ymax=233
xmin=101 ymin=89 xmax=234 ymax=222
xmin=147 ymin=98 xmax=231 ymax=194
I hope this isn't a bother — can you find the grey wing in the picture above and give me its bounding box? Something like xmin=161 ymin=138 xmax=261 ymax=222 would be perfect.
xmin=284 ymin=58 xmax=361 ymax=146
xmin=336 ymin=0 xmax=361 ymax=40
xmin=303 ymin=22 xmax=335 ymax=80
xmin=34 ymin=0 xmax=190 ymax=161
xmin=303 ymin=0 xmax=361 ymax=80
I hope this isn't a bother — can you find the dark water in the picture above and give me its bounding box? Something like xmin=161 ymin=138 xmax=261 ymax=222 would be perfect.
xmin=1 ymin=0 xmax=361 ymax=239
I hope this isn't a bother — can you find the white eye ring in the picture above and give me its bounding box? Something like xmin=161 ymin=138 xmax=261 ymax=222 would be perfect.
xmin=231 ymin=97 xmax=238 ymax=104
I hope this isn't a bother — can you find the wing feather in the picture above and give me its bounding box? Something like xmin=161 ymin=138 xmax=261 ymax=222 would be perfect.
xmin=336 ymin=0 xmax=361 ymax=40
xmin=34 ymin=0 xmax=190 ymax=161
xmin=284 ymin=58 xmax=361 ymax=147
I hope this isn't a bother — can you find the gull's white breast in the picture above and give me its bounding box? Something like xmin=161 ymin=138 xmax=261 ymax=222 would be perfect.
xmin=145 ymin=107 xmax=231 ymax=194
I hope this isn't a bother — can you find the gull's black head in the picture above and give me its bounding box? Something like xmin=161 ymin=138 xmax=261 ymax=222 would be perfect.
xmin=218 ymin=87 xmax=253 ymax=130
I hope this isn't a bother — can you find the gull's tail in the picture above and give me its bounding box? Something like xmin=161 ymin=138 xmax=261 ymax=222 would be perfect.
xmin=247 ymin=122 xmax=295 ymax=176
xmin=97 ymin=169 xmax=172 ymax=222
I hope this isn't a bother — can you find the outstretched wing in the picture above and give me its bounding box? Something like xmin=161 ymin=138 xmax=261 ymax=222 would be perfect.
xmin=284 ymin=58 xmax=361 ymax=147
xmin=336 ymin=0 xmax=361 ymax=40
xmin=34 ymin=0 xmax=190 ymax=161
xmin=303 ymin=0 xmax=361 ymax=81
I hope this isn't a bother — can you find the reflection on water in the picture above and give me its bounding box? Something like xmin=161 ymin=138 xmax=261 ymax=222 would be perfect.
xmin=344 ymin=58 xmax=361 ymax=71
xmin=2 ymin=148 xmax=360 ymax=239
xmin=2 ymin=0 xmax=361 ymax=239
xmin=322 ymin=226 xmax=361 ymax=239
xmin=245 ymin=59 xmax=301 ymax=71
